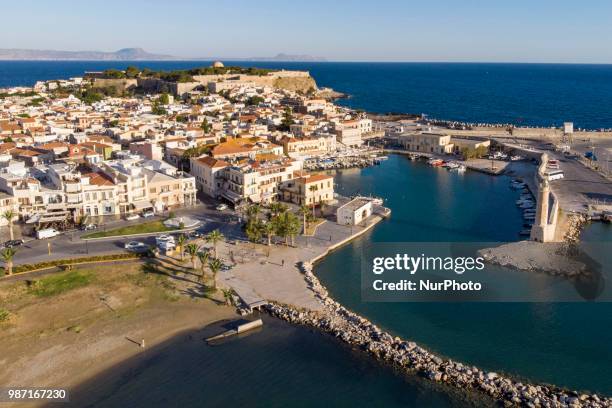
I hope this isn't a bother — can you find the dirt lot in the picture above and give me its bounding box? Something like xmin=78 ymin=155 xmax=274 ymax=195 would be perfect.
xmin=0 ymin=261 xmax=235 ymax=406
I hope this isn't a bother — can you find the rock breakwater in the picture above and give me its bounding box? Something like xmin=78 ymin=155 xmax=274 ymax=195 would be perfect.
xmin=265 ymin=261 xmax=610 ymax=407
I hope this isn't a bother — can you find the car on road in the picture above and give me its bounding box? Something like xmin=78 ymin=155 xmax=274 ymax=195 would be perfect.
xmin=125 ymin=214 xmax=140 ymax=221
xmin=124 ymin=241 xmax=149 ymax=252
xmin=80 ymin=223 xmax=97 ymax=231
xmin=216 ymin=204 xmax=228 ymax=211
xmin=36 ymin=228 xmax=60 ymax=239
xmin=2 ymin=239 xmax=24 ymax=248
xmin=142 ymin=210 xmax=155 ymax=218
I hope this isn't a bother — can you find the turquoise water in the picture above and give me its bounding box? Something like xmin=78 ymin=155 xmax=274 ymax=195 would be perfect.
xmin=316 ymin=155 xmax=612 ymax=394
xmin=69 ymin=316 xmax=491 ymax=408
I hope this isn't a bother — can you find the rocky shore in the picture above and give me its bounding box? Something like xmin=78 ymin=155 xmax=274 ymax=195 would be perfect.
xmin=265 ymin=261 xmax=610 ymax=408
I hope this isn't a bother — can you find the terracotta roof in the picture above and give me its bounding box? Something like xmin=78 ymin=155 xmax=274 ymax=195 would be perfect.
xmin=83 ymin=172 xmax=115 ymax=186
xmin=196 ymin=156 xmax=230 ymax=168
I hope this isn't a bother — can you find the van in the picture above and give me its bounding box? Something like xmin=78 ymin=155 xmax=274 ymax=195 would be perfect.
xmin=37 ymin=228 xmax=60 ymax=239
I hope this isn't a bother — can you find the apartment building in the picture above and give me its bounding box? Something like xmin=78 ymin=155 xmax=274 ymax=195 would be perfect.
xmin=333 ymin=118 xmax=372 ymax=148
xmin=280 ymin=173 xmax=335 ymax=206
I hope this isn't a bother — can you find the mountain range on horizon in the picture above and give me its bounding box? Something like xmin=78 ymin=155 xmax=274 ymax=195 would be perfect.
xmin=0 ymin=47 xmax=327 ymax=62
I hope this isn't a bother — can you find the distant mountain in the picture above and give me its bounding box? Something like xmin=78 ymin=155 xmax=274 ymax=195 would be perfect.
xmin=0 ymin=48 xmax=327 ymax=62
xmin=245 ymin=53 xmax=326 ymax=62
xmin=0 ymin=47 xmax=175 ymax=61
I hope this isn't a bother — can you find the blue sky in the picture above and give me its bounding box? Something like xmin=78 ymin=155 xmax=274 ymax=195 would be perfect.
xmin=2 ymin=0 xmax=612 ymax=63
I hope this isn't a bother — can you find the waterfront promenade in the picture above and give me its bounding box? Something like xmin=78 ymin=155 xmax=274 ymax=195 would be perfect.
xmin=217 ymin=209 xmax=389 ymax=311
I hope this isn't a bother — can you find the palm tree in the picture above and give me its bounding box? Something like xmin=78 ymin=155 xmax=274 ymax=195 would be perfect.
xmin=176 ymin=234 xmax=187 ymax=261
xmin=197 ymin=251 xmax=210 ymax=282
xmin=1 ymin=247 xmax=16 ymax=276
xmin=285 ymin=211 xmax=301 ymax=247
xmin=262 ymin=221 xmax=274 ymax=247
xmin=308 ymin=185 xmax=318 ymax=217
xmin=185 ymin=243 xmax=199 ymax=270
xmin=2 ymin=210 xmax=17 ymax=241
xmin=268 ymin=202 xmax=287 ymax=218
xmin=206 ymin=229 xmax=224 ymax=258
xmin=245 ymin=204 xmax=261 ymax=222
xmin=208 ymin=258 xmax=222 ymax=289
xmin=298 ymin=205 xmax=309 ymax=234
xmin=221 ymin=288 xmax=234 ymax=306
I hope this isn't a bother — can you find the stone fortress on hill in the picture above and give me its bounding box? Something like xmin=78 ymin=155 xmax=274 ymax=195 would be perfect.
xmin=86 ymin=62 xmax=318 ymax=96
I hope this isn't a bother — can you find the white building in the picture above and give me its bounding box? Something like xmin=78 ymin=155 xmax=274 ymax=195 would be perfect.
xmin=336 ymin=198 xmax=372 ymax=225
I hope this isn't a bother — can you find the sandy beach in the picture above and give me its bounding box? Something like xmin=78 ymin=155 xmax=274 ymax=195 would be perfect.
xmin=0 ymin=262 xmax=236 ymax=407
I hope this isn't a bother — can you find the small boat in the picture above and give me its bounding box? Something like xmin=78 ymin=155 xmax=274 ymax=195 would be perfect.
xmin=428 ymin=158 xmax=445 ymax=167
xmin=355 ymin=195 xmax=384 ymax=205
xmin=519 ymin=229 xmax=532 ymax=236
xmin=445 ymin=162 xmax=460 ymax=170
xmin=457 ymin=165 xmax=466 ymax=173
xmin=524 ymin=214 xmax=536 ymax=220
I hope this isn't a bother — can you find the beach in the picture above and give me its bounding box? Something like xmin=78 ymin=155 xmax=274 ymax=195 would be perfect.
xmin=0 ymin=263 xmax=235 ymax=407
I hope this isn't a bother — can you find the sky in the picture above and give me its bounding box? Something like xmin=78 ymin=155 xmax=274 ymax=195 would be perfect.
xmin=2 ymin=0 xmax=612 ymax=63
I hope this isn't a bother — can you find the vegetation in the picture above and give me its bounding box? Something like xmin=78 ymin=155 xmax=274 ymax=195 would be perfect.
xmin=1 ymin=248 xmax=16 ymax=276
xmin=1 ymin=253 xmax=142 ymax=275
xmin=81 ymin=221 xmax=174 ymax=239
xmin=1 ymin=210 xmax=16 ymax=240
xmin=205 ymin=229 xmax=224 ymax=258
xmin=151 ymin=100 xmax=167 ymax=115
xmin=208 ymin=258 xmax=222 ymax=289
xmin=201 ymin=118 xmax=212 ymax=133
xmin=0 ymin=308 xmax=10 ymax=323
xmin=29 ymin=270 xmax=92 ymax=297
xmin=246 ymin=95 xmax=265 ymax=106
xmin=278 ymin=107 xmax=295 ymax=131
xmin=460 ymin=146 xmax=489 ymax=160
xmin=185 ymin=243 xmax=199 ymax=270
xmin=197 ymin=251 xmax=210 ymax=282
xmin=158 ymin=93 xmax=170 ymax=105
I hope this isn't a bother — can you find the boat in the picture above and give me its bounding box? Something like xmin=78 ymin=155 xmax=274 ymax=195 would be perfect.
xmin=428 ymin=158 xmax=445 ymax=167
xmin=445 ymin=162 xmax=460 ymax=170
xmin=355 ymin=195 xmax=384 ymax=205
xmin=457 ymin=165 xmax=467 ymax=173
xmin=519 ymin=229 xmax=532 ymax=236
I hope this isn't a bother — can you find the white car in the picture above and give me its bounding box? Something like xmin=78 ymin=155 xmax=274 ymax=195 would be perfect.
xmin=156 ymin=234 xmax=175 ymax=246
xmin=216 ymin=204 xmax=228 ymax=211
xmin=125 ymin=241 xmax=148 ymax=252
xmin=125 ymin=214 xmax=140 ymax=221
xmin=142 ymin=210 xmax=155 ymax=218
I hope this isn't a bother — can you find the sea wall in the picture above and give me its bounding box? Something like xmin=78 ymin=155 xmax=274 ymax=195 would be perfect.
xmin=266 ymin=262 xmax=610 ymax=407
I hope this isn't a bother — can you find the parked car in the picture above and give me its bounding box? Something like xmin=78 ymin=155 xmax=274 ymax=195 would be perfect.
xmin=36 ymin=228 xmax=60 ymax=239
xmin=125 ymin=214 xmax=140 ymax=221
xmin=2 ymin=239 xmax=24 ymax=248
xmin=216 ymin=203 xmax=228 ymax=211
xmin=142 ymin=210 xmax=155 ymax=218
xmin=124 ymin=241 xmax=148 ymax=252
xmin=80 ymin=223 xmax=97 ymax=231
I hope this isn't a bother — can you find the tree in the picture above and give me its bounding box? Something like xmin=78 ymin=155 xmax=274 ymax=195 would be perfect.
xmin=185 ymin=243 xmax=199 ymax=270
xmin=245 ymin=218 xmax=263 ymax=243
xmin=1 ymin=247 xmax=16 ymax=276
xmin=125 ymin=66 xmax=140 ymax=78
xmin=2 ymin=210 xmax=16 ymax=241
xmin=177 ymin=235 xmax=187 ymax=261
xmin=285 ymin=211 xmax=301 ymax=247
xmin=309 ymin=185 xmax=318 ymax=217
xmin=279 ymin=106 xmax=294 ymax=131
xmin=221 ymin=288 xmax=234 ymax=306
xmin=245 ymin=204 xmax=261 ymax=222
xmin=159 ymin=93 xmax=170 ymax=105
xmin=262 ymin=221 xmax=275 ymax=247
xmin=298 ymin=205 xmax=309 ymax=234
xmin=197 ymin=251 xmax=210 ymax=282
xmin=268 ymin=202 xmax=287 ymax=218
xmin=206 ymin=229 xmax=224 ymax=258
xmin=208 ymin=258 xmax=222 ymax=289
xmin=200 ymin=118 xmax=212 ymax=133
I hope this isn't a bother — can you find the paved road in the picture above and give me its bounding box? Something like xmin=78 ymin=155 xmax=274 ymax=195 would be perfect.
xmin=10 ymin=201 xmax=244 ymax=266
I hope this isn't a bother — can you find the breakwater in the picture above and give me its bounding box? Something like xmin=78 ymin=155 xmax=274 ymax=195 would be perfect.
xmin=266 ymin=262 xmax=611 ymax=407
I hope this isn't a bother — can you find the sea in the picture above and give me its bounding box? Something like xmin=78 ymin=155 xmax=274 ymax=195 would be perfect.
xmin=2 ymin=61 xmax=611 ymax=405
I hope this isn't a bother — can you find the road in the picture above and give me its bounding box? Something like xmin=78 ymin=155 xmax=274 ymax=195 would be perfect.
xmin=10 ymin=200 xmax=245 ymax=266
